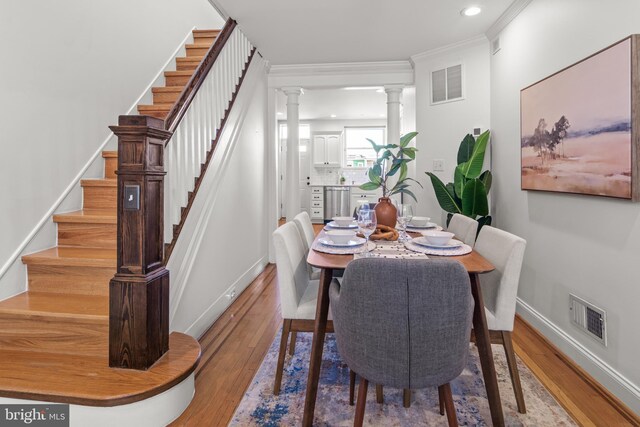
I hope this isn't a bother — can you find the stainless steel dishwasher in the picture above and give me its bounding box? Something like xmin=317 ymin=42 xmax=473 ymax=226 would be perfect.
xmin=324 ymin=186 xmax=351 ymax=220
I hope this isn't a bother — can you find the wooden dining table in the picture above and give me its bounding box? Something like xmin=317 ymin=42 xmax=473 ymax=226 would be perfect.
xmin=301 ymin=232 xmax=505 ymax=427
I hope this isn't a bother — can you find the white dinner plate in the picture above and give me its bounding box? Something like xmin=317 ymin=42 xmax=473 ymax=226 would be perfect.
xmin=412 ymin=237 xmax=463 ymax=249
xmin=406 ymin=223 xmax=438 ymax=230
xmin=319 ymin=237 xmax=366 ymax=247
xmin=326 ymin=221 xmax=358 ymax=229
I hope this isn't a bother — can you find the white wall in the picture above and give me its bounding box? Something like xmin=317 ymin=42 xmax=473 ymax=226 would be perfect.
xmin=0 ymin=0 xmax=224 ymax=298
xmin=491 ymin=0 xmax=640 ymax=412
xmin=413 ymin=39 xmax=491 ymax=223
xmin=169 ymin=58 xmax=269 ymax=337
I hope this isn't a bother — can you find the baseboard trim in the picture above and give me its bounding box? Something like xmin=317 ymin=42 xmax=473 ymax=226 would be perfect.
xmin=181 ymin=256 xmax=268 ymax=339
xmin=516 ymin=298 xmax=640 ymax=420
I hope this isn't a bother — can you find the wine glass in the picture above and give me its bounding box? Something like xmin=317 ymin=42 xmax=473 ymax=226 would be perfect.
xmin=357 ymin=210 xmax=377 ymax=257
xmin=396 ymin=204 xmax=414 ymax=242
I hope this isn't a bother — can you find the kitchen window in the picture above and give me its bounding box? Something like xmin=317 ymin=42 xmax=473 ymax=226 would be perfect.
xmin=344 ymin=127 xmax=385 ymax=168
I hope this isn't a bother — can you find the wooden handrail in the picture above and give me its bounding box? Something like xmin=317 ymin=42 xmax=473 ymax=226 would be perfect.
xmin=164 ymin=19 xmax=238 ymax=134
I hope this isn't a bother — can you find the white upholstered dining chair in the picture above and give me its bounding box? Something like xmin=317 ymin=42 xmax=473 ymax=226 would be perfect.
xmin=292 ymin=211 xmax=321 ymax=280
xmin=474 ymin=225 xmax=527 ymax=413
xmin=272 ymin=222 xmax=331 ymax=395
xmin=447 ymin=214 xmax=479 ymax=246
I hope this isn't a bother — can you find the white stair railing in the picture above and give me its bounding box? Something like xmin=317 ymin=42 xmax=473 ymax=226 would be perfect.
xmin=163 ymin=25 xmax=254 ymax=246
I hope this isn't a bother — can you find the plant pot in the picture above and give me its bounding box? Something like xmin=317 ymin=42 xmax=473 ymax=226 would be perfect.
xmin=375 ymin=197 xmax=397 ymax=228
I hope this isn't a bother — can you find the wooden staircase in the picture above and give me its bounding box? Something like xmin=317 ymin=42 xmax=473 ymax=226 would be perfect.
xmin=138 ymin=29 xmax=220 ymax=120
xmin=0 ymin=28 xmax=221 ymax=406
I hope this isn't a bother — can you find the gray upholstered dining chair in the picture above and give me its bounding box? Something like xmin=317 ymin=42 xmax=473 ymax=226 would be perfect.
xmin=330 ymin=258 xmax=474 ymax=426
xmin=447 ymin=213 xmax=479 ymax=246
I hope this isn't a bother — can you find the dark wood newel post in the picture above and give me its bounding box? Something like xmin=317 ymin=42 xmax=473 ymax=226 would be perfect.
xmin=109 ymin=115 xmax=173 ymax=370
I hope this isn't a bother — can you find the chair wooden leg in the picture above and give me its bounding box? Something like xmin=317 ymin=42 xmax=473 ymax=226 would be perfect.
xmin=403 ymin=389 xmax=411 ymax=408
xmin=439 ymin=383 xmax=458 ymax=427
xmin=273 ymin=319 xmax=292 ymax=395
xmin=375 ymin=384 xmax=384 ymax=404
xmin=349 ymin=370 xmax=356 ymax=406
xmin=288 ymin=331 xmax=297 ymax=356
xmin=502 ymin=330 xmax=527 ymax=414
xmin=354 ymin=377 xmax=369 ymax=427
xmin=438 ymin=386 xmax=445 ymax=415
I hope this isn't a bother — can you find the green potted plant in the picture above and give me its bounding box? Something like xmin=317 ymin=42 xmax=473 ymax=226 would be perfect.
xmin=359 ymin=132 xmax=422 ymax=227
xmin=425 ymin=130 xmax=492 ymax=232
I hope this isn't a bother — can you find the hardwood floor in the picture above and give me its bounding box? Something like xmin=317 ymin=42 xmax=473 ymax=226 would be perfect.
xmin=171 ymin=223 xmax=639 ymax=426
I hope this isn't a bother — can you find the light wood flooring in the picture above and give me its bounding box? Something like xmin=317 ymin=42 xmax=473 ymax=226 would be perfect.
xmin=171 ymin=224 xmax=639 ymax=427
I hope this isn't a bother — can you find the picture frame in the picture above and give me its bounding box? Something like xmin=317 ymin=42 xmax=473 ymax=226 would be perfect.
xmin=520 ymin=35 xmax=640 ymax=200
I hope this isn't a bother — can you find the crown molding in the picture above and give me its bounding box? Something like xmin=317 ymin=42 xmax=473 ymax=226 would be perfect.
xmin=268 ymin=61 xmax=414 ymax=88
xmin=410 ymin=35 xmax=488 ymax=65
xmin=485 ymin=0 xmax=534 ymax=40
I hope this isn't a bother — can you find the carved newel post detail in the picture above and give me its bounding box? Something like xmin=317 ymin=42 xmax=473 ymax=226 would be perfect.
xmin=109 ymin=115 xmax=173 ymax=370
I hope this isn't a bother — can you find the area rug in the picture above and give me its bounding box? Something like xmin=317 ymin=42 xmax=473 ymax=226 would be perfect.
xmin=230 ymin=331 xmax=576 ymax=426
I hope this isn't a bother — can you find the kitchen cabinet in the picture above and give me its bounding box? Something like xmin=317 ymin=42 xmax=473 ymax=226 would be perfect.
xmin=350 ymin=188 xmax=383 ymax=216
xmin=313 ymin=133 xmax=342 ymax=167
xmin=309 ymin=186 xmax=324 ymax=223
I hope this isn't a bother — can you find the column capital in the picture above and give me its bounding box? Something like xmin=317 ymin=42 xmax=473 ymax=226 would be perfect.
xmin=384 ymin=84 xmax=405 ymax=94
xmin=281 ymin=86 xmax=303 ymax=96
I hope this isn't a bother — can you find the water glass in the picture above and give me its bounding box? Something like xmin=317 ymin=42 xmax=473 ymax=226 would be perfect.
xmin=396 ymin=204 xmax=414 ymax=242
xmin=357 ymin=210 xmax=377 ymax=257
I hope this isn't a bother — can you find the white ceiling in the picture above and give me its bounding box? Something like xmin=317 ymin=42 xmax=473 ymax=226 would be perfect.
xmin=277 ymin=87 xmax=389 ymax=120
xmin=213 ymin=0 xmax=516 ymax=65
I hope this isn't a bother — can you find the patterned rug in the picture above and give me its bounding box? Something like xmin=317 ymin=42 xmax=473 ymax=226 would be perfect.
xmin=230 ymin=331 xmax=576 ymax=426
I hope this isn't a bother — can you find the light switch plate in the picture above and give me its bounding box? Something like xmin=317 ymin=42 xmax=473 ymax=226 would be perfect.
xmin=433 ymin=159 xmax=445 ymax=172
xmin=124 ymin=185 xmax=140 ymax=210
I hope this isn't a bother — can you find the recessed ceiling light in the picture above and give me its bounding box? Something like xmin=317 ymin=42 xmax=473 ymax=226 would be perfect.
xmin=277 ymin=112 xmax=283 ymax=115
xmin=461 ymin=6 xmax=481 ymax=16
xmin=376 ymin=89 xmax=385 ymax=93
xmin=379 ymin=114 xmax=385 ymax=117
xmin=330 ymin=114 xmax=337 ymax=118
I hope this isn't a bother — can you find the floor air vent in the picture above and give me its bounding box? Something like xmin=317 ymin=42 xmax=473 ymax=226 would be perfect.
xmin=569 ymin=294 xmax=607 ymax=346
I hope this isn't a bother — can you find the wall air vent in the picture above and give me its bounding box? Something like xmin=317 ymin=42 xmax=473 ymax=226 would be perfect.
xmin=431 ymin=64 xmax=464 ymax=105
xmin=569 ymin=294 xmax=607 ymax=346
xmin=492 ymin=37 xmax=501 ymax=55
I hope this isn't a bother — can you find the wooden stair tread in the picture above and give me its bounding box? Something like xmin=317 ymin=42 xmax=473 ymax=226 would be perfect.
xmin=0 ymin=292 xmax=108 ymax=319
xmin=0 ymin=332 xmax=200 ymax=406
xmin=101 ymin=151 xmax=117 ymax=158
xmin=53 ymin=209 xmax=116 ymax=224
xmin=81 ymin=178 xmax=116 ymax=187
xmin=152 ymin=86 xmax=184 ymax=94
xmin=192 ymin=29 xmax=220 ymax=37
xmin=164 ymin=70 xmax=195 ymax=77
xmin=22 ymin=246 xmax=116 ymax=268
xmin=138 ymin=103 xmax=173 ymax=111
xmin=185 ymin=43 xmax=213 ymax=49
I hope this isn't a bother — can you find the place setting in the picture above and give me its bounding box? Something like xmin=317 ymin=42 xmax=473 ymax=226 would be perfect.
xmin=405 ymin=230 xmax=473 ymax=256
xmin=312 ymin=215 xmax=375 ymax=255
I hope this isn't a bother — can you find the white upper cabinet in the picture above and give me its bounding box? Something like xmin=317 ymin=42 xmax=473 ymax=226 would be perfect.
xmin=313 ymin=132 xmax=342 ymax=167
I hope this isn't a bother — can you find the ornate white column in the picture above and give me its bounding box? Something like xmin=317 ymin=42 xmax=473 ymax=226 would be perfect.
xmin=385 ymin=85 xmax=404 ymax=196
xmin=385 ymin=85 xmax=404 ymax=146
xmin=283 ymin=87 xmax=302 ymax=222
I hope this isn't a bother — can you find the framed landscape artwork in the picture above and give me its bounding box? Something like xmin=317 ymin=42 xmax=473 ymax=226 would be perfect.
xmin=521 ymin=35 xmax=640 ymax=200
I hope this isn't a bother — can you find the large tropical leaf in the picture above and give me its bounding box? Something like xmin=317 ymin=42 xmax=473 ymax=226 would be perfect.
xmin=457 ymin=134 xmax=476 ymax=164
xmin=398 ymin=162 xmax=408 ymax=182
xmin=367 ymin=138 xmax=382 ymax=153
xmin=454 ymin=165 xmax=466 ymax=198
xmin=360 ymin=181 xmax=381 ymax=191
xmin=426 ymin=172 xmax=461 ymax=213
xmin=400 ymin=131 xmax=418 ymax=148
xmin=370 ymin=164 xmax=382 ymax=180
xmin=459 ymin=130 xmax=490 ymax=179
xmin=387 ymin=159 xmax=405 ymax=177
xmin=461 ymin=179 xmax=488 ymax=217
xmin=479 ymin=170 xmax=492 ymax=194
xmin=401 ymin=147 xmax=417 ymax=159
xmin=400 ymin=188 xmax=418 ymax=202
xmin=477 ymin=215 xmax=492 ymax=236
